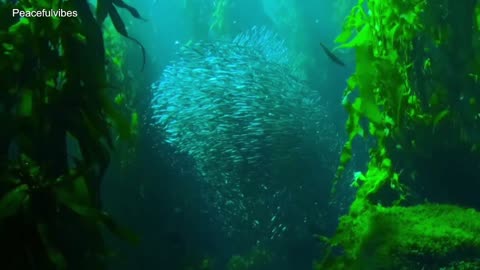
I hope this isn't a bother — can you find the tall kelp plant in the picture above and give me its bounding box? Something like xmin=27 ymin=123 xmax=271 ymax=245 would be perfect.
xmin=318 ymin=0 xmax=480 ymax=269
xmin=209 ymin=0 xmax=231 ymax=37
xmin=0 ymin=0 xmax=141 ymax=269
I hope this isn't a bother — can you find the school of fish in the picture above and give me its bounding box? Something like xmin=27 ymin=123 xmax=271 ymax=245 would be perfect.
xmin=150 ymin=26 xmax=338 ymax=241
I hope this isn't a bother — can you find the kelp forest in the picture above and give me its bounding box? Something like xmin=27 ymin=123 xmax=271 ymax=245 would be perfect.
xmin=1 ymin=0 xmax=140 ymax=269
xmin=2 ymin=0 xmax=480 ymax=270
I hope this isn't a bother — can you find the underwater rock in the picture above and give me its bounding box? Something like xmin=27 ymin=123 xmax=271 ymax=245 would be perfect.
xmin=319 ymin=204 xmax=480 ymax=269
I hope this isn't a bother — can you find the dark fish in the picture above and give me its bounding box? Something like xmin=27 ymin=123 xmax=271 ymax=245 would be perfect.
xmin=320 ymin=42 xmax=345 ymax=67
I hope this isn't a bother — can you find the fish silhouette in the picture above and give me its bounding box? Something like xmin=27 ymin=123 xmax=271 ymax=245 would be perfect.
xmin=320 ymin=42 xmax=345 ymax=67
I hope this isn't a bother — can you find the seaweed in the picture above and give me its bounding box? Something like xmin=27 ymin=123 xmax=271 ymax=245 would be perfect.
xmin=0 ymin=0 xmax=142 ymax=268
xmin=322 ymin=0 xmax=480 ymax=268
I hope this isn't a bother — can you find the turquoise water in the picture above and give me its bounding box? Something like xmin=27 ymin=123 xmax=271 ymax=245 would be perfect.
xmin=101 ymin=1 xmax=356 ymax=269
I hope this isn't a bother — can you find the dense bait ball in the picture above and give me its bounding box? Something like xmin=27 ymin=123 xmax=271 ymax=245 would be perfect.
xmin=151 ymin=26 xmax=338 ymax=240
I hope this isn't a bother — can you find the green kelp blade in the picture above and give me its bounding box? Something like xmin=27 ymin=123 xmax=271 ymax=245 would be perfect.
xmin=96 ymin=0 xmax=112 ymax=23
xmin=37 ymin=223 xmax=67 ymax=269
xmin=354 ymin=45 xmax=383 ymax=125
xmin=55 ymin=184 xmax=139 ymax=245
xmin=113 ymin=0 xmax=146 ymax=21
xmin=0 ymin=184 xmax=29 ymax=221
xmin=108 ymin=5 xmax=146 ymax=71
xmin=100 ymin=211 xmax=140 ymax=245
